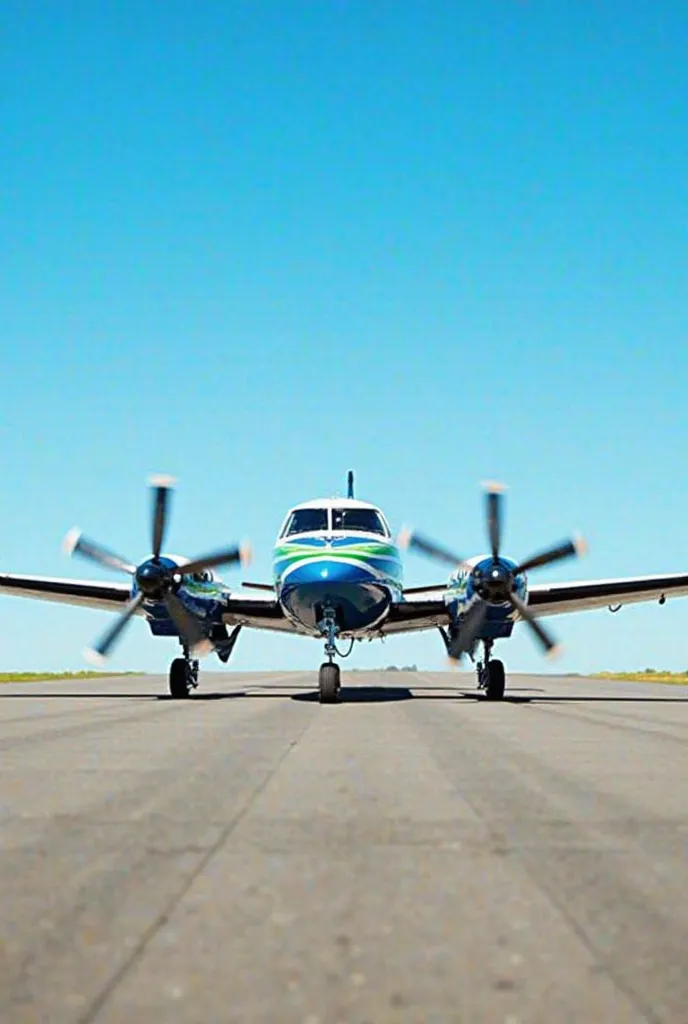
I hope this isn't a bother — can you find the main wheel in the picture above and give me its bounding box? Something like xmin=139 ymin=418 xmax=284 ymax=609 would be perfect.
xmin=169 ymin=657 xmax=191 ymax=699
xmin=318 ymin=662 xmax=340 ymax=704
xmin=485 ymin=659 xmax=505 ymax=701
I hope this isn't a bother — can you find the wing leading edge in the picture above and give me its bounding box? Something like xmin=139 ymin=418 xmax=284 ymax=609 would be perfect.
xmin=0 ymin=573 xmax=132 ymax=612
xmin=379 ymin=597 xmax=451 ymax=635
xmin=528 ymin=571 xmax=688 ymax=617
xmin=223 ymin=592 xmax=298 ymax=633
xmin=2 ymin=569 xmax=688 ymax=637
xmin=372 ymin=569 xmax=688 ymax=636
xmin=222 ymin=593 xmax=451 ymax=636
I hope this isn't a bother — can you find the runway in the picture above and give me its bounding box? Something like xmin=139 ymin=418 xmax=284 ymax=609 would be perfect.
xmin=1 ymin=671 xmax=688 ymax=1023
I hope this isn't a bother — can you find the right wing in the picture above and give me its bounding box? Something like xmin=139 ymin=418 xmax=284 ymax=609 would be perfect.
xmin=528 ymin=571 xmax=688 ymax=617
xmin=0 ymin=575 xmax=299 ymax=631
xmin=223 ymin=591 xmax=298 ymax=633
xmin=379 ymin=595 xmax=451 ymax=635
xmin=0 ymin=573 xmax=133 ymax=613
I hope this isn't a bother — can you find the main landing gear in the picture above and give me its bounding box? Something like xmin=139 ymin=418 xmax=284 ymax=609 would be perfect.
xmin=317 ymin=605 xmax=341 ymax=704
xmin=169 ymin=646 xmax=199 ymax=699
xmin=476 ymin=639 xmax=506 ymax=701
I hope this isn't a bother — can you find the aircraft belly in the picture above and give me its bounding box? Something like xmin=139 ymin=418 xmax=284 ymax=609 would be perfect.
xmin=280 ymin=574 xmax=393 ymax=635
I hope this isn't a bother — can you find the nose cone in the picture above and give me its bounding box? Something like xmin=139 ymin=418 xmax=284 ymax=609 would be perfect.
xmin=280 ymin=558 xmax=392 ymax=633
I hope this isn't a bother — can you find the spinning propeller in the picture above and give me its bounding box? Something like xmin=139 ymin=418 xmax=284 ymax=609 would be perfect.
xmin=64 ymin=475 xmax=251 ymax=663
xmin=399 ymin=482 xmax=586 ymax=662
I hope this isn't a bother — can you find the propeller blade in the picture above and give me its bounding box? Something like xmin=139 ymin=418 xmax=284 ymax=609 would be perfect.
xmin=507 ymin=591 xmax=561 ymax=659
xmin=150 ymin=474 xmax=175 ymax=561
xmin=63 ymin=529 xmax=135 ymax=575
xmin=164 ymin=591 xmax=214 ymax=657
xmin=447 ymin=600 xmax=487 ymax=661
xmin=85 ymin=591 xmax=145 ymax=663
xmin=483 ymin=481 xmax=506 ymax=561
xmin=398 ymin=528 xmax=469 ymax=570
xmin=512 ymin=535 xmax=588 ymax=576
xmin=179 ymin=542 xmax=252 ymax=578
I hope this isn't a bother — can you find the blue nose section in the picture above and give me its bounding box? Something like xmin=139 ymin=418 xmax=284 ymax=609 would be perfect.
xmin=280 ymin=559 xmax=391 ymax=633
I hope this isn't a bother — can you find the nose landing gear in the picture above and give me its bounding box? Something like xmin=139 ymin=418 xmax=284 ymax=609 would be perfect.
xmin=169 ymin=645 xmax=199 ymax=699
xmin=317 ymin=605 xmax=341 ymax=704
xmin=476 ymin=639 xmax=506 ymax=701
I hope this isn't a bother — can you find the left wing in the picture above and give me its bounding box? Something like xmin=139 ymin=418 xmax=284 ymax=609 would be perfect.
xmin=0 ymin=573 xmax=132 ymax=612
xmin=528 ymin=571 xmax=688 ymax=617
xmin=375 ymin=570 xmax=688 ymax=635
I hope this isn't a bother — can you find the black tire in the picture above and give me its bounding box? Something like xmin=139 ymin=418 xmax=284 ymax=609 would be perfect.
xmin=169 ymin=657 xmax=191 ymax=699
xmin=318 ymin=662 xmax=340 ymax=704
xmin=485 ymin=659 xmax=505 ymax=701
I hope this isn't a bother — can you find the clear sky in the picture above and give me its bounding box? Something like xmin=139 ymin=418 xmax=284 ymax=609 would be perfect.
xmin=2 ymin=1 xmax=688 ymax=675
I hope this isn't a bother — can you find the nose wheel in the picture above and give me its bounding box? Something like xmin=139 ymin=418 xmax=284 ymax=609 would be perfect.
xmin=477 ymin=640 xmax=506 ymax=701
xmin=169 ymin=650 xmax=199 ymax=699
xmin=318 ymin=662 xmax=340 ymax=703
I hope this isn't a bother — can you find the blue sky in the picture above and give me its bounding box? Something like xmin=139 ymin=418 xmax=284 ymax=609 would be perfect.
xmin=2 ymin=1 xmax=688 ymax=674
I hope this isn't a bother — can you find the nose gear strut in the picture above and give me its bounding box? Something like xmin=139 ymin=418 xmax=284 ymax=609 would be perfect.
xmin=317 ymin=604 xmax=341 ymax=704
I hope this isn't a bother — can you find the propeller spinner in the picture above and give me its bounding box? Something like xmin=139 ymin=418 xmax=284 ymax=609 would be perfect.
xmin=399 ymin=482 xmax=586 ymax=661
xmin=64 ymin=475 xmax=251 ymax=663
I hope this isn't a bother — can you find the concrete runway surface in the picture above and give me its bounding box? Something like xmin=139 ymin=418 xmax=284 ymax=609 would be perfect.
xmin=1 ymin=671 xmax=688 ymax=1024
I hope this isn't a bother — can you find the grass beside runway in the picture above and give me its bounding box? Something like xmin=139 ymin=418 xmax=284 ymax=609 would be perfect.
xmin=0 ymin=671 xmax=140 ymax=683
xmin=593 ymin=671 xmax=688 ymax=684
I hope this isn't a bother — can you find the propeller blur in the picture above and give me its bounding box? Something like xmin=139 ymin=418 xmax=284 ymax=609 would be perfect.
xmin=399 ymin=483 xmax=587 ymax=693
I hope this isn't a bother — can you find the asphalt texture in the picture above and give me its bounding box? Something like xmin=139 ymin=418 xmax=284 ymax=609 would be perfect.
xmin=1 ymin=670 xmax=688 ymax=1024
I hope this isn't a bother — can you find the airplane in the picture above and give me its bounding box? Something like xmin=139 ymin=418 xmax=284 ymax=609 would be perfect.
xmin=2 ymin=472 xmax=688 ymax=702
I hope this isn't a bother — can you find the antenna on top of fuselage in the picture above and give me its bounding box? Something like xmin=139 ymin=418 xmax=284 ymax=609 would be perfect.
xmin=347 ymin=470 xmax=355 ymax=499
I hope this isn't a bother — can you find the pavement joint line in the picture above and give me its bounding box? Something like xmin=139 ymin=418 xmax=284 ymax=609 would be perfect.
xmin=512 ymin=698 xmax=688 ymax=745
xmin=405 ymin=697 xmax=667 ymax=1024
xmin=0 ymin=698 xmax=206 ymax=752
xmin=504 ymin=855 xmax=664 ymax=1024
xmin=77 ymin=700 xmax=317 ymax=1024
xmin=0 ymin=674 xmax=304 ymax=751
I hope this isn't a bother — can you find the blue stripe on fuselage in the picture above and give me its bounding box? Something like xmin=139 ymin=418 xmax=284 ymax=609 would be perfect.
xmin=278 ymin=559 xmax=393 ymax=634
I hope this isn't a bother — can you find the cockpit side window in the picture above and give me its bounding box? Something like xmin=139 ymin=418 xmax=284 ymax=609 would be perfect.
xmin=281 ymin=508 xmax=329 ymax=537
xmin=331 ymin=508 xmax=387 ymax=536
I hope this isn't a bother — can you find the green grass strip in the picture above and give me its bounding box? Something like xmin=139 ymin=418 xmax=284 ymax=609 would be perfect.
xmin=0 ymin=671 xmax=140 ymax=683
xmin=593 ymin=671 xmax=688 ymax=684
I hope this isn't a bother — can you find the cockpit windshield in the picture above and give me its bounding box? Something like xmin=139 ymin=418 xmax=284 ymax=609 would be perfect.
xmin=184 ymin=569 xmax=214 ymax=583
xmin=282 ymin=508 xmax=328 ymax=537
xmin=331 ymin=508 xmax=388 ymax=536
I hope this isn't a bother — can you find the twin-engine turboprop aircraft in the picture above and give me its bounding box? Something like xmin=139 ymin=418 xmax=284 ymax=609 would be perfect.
xmin=2 ymin=472 xmax=688 ymax=701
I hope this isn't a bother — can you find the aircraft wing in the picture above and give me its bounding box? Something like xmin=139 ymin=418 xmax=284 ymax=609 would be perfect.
xmin=223 ymin=592 xmax=451 ymax=636
xmin=379 ymin=597 xmax=451 ymax=635
xmin=375 ymin=570 xmax=688 ymax=633
xmin=528 ymin=572 xmax=688 ymax=617
xmin=0 ymin=573 xmax=133 ymax=612
xmin=223 ymin=592 xmax=299 ymax=633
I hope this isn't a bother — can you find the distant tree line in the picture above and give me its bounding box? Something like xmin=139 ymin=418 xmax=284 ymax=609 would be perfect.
xmin=348 ymin=665 xmax=419 ymax=672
